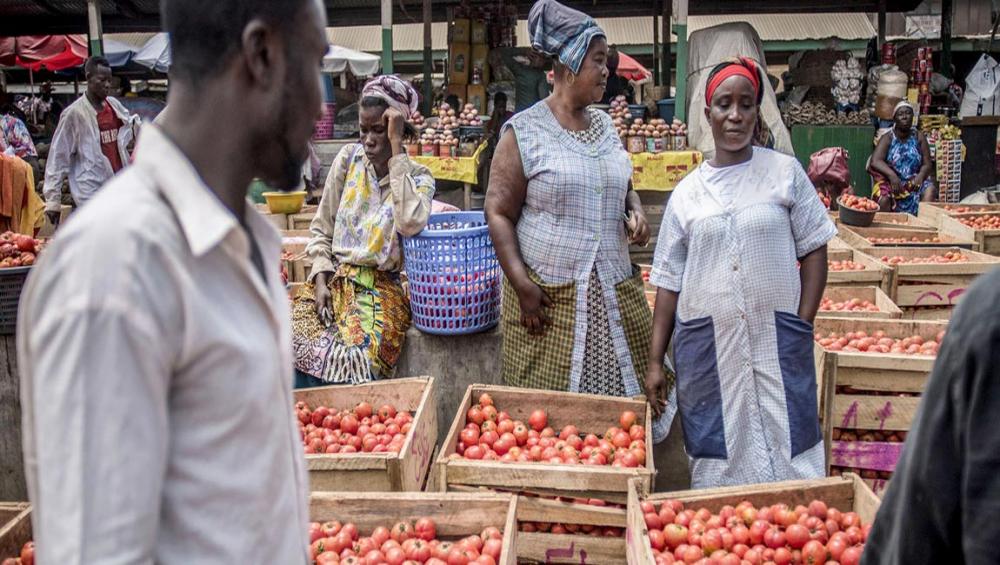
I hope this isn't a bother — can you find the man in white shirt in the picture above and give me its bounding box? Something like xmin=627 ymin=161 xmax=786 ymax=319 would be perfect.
xmin=42 ymin=56 xmax=139 ymax=227
xmin=17 ymin=0 xmax=328 ymax=562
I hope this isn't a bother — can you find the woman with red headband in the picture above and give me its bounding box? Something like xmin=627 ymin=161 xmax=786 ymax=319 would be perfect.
xmin=643 ymin=58 xmax=837 ymax=488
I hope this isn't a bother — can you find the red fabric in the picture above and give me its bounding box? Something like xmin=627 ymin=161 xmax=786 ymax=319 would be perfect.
xmin=0 ymin=35 xmax=87 ymax=71
xmin=616 ymin=52 xmax=651 ymax=82
xmin=97 ymin=103 xmax=124 ymax=173
xmin=705 ymin=58 xmax=760 ymax=105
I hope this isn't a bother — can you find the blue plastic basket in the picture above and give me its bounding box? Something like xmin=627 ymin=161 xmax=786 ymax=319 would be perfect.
xmin=402 ymin=212 xmax=501 ymax=335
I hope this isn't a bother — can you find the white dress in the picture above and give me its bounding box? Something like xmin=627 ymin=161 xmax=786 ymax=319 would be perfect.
xmin=650 ymin=147 xmax=837 ymax=488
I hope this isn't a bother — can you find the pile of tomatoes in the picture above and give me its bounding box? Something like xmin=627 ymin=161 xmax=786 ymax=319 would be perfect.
xmin=827 ymin=260 xmax=867 ymax=272
xmin=814 ymin=330 xmax=944 ymax=355
xmin=838 ymin=195 xmax=879 ymax=212
xmin=879 ymin=251 xmax=968 ymax=265
xmin=942 ymin=205 xmax=975 ymax=213
xmin=819 ymin=298 xmax=879 ymax=313
xmin=830 ymin=466 xmax=893 ymax=482
xmin=642 ymin=498 xmax=869 ymax=565
xmin=1 ymin=542 xmax=33 ymax=565
xmin=309 ymin=518 xmax=503 ymax=565
xmin=0 ymin=232 xmax=39 ymax=269
xmin=868 ymin=236 xmax=940 ymax=244
xmin=451 ymin=394 xmax=647 ymax=468
xmin=832 ymin=428 xmax=906 ymax=443
xmin=296 ymin=401 xmax=413 ymax=455
xmin=957 ymin=214 xmax=1000 ymax=230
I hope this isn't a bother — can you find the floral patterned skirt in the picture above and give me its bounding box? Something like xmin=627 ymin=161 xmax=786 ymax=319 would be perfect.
xmin=292 ymin=264 xmax=410 ymax=384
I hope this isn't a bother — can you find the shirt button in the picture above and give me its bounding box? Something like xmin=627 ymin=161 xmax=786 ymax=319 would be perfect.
xmin=732 ymin=264 xmax=739 ymax=271
xmin=740 ymin=313 xmax=746 ymax=320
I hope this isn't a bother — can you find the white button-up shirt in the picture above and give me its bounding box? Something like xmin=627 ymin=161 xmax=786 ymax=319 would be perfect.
xmin=18 ymin=125 xmax=310 ymax=564
xmin=42 ymin=95 xmax=139 ymax=212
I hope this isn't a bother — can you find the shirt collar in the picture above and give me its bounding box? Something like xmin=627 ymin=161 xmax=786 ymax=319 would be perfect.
xmin=134 ymin=124 xmax=278 ymax=257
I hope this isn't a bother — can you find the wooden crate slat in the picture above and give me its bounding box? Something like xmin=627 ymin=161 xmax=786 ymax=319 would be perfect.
xmin=818 ymin=286 xmax=902 ymax=319
xmin=838 ymin=225 xmax=976 ymax=250
xmin=830 ymin=441 xmax=903 ymax=472
xmin=516 ymin=497 xmax=627 ymax=527
xmin=832 ymin=394 xmax=919 ymax=431
xmin=518 ymin=532 xmax=625 ymax=564
xmin=0 ymin=504 xmax=31 ymax=563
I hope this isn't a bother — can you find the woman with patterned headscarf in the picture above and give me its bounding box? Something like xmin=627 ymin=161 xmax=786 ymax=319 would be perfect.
xmin=645 ymin=58 xmax=836 ymax=488
xmin=486 ymin=0 xmax=678 ymax=459
xmin=292 ymin=75 xmax=435 ymax=387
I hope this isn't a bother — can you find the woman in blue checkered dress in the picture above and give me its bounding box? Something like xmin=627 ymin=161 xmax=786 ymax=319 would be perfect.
xmin=485 ymin=0 xmax=674 ymax=447
xmin=645 ymin=58 xmax=836 ymax=489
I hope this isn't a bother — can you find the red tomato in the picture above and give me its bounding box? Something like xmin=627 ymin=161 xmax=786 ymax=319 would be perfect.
xmin=584 ymin=433 xmax=600 ymax=447
xmin=649 ymin=528 xmax=667 ymax=551
xmin=612 ymin=431 xmax=631 ymax=448
xmin=512 ymin=424 xmax=529 ymax=445
xmin=528 ymin=410 xmax=548 ymax=432
xmin=497 ymin=419 xmax=515 ymax=435
xmin=413 ymin=517 xmax=436 ymax=542
xmin=478 ymin=393 xmax=494 ymax=407
xmin=559 ymin=425 xmax=579 ymax=440
xmin=316 ymin=550 xmax=340 ymax=565
xmin=311 ymin=406 xmax=330 ymax=427
xmin=434 ymin=542 xmax=454 ymax=560
xmin=355 ymin=402 xmax=373 ymax=419
xmin=702 ymin=529 xmax=723 ymax=553
xmin=841 ymin=512 xmax=861 ymax=529
xmin=465 ymin=444 xmax=486 ymax=459
xmin=340 ymin=415 xmax=359 ymax=435
xmin=480 ymin=526 xmax=502 ymax=541
xmin=391 ymin=521 xmax=415 ymax=543
xmin=385 ymin=546 xmax=407 ymax=565
xmin=460 ymin=427 xmax=480 ymax=446
xmin=743 ymin=548 xmax=762 ymax=565
xmin=645 ymin=512 xmax=664 ymax=530
xmin=447 ymin=547 xmax=479 ymax=565
xmin=748 ymin=520 xmax=769 ymax=545
xmin=482 ymin=405 xmax=498 ymax=422
xmin=801 ymin=540 xmax=827 ymax=565
xmin=480 ymin=431 xmax=500 ymax=447
xmin=763 ymin=526 xmax=786 ymax=549
xmin=467 ymin=407 xmax=486 ymax=426
xmin=620 ymin=410 xmax=638 ymax=430
xmin=482 ymin=538 xmax=502 ymax=560
xmin=785 ymin=524 xmax=810 ymax=549
xmin=370 ymin=526 xmax=391 ymax=546
xmin=664 ymin=524 xmax=689 ymax=549
xmin=773 ymin=547 xmax=793 ymax=565
xmin=621 ymin=450 xmax=640 ymax=467
xmin=840 ymin=545 xmax=863 ymax=565
xmin=680 ymin=544 xmax=702 ymax=564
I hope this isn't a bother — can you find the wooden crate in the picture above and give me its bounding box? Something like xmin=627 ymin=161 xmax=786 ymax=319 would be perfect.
xmin=867 ymin=212 xmax=937 ymax=231
xmin=289 ymin=211 xmax=318 ymax=231
xmin=813 ymin=318 xmax=946 ymax=479
xmin=625 ymin=475 xmax=880 ymax=565
xmin=310 ymin=491 xmax=517 ymax=565
xmin=872 ymin=247 xmax=1000 ymax=307
xmin=919 ymin=202 xmax=1000 ymax=227
xmin=937 ymin=213 xmax=1000 ymax=255
xmin=818 ymin=286 xmax=902 ymax=319
xmin=838 ymin=225 xmax=976 ymax=250
xmin=827 ymin=236 xmax=853 ymax=250
xmin=826 ymin=248 xmax=893 ymax=294
xmin=262 ymin=213 xmax=289 ymax=231
xmin=900 ymin=306 xmax=954 ymax=321
xmin=296 ymin=377 xmax=438 ymax=492
xmin=432 ymin=385 xmax=655 ymax=504
xmin=0 ymin=503 xmax=31 ymax=563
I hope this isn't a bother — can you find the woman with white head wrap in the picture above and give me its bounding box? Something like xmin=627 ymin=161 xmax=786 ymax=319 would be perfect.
xmin=869 ymin=101 xmax=936 ymax=214
xmin=291 ymin=75 xmax=436 ymax=387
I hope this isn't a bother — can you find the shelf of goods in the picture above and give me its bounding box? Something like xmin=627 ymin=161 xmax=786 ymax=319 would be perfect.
xmin=308 ymin=491 xmax=517 ymax=565
xmin=837 ymin=225 xmax=976 ymax=251
xmin=431 ymin=385 xmax=655 ymax=502
xmin=813 ymin=317 xmax=947 ymax=496
xmin=0 ymin=503 xmax=31 ymax=564
xmin=817 ymin=286 xmax=902 ymax=319
xmin=873 ymin=247 xmax=1000 ymax=311
xmin=825 ymin=248 xmax=893 ymax=295
xmin=937 ymin=212 xmax=1000 ymax=256
xmin=934 ymin=138 xmax=963 ymax=204
xmin=625 ymin=475 xmax=880 ymax=564
xmin=918 ymin=202 xmax=1000 ymax=228
xmin=295 ymin=377 xmax=438 ymax=492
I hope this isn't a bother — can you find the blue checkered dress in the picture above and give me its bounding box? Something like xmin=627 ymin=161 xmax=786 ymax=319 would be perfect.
xmin=650 ymin=147 xmax=838 ymax=488
xmin=502 ymin=101 xmax=672 ymax=442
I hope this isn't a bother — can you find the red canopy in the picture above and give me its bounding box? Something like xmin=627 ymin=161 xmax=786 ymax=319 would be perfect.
xmin=616 ymin=52 xmax=651 ymax=82
xmin=0 ymin=35 xmax=88 ymax=72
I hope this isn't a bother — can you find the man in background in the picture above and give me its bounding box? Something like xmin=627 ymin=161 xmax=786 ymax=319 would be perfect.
xmin=42 ymin=56 xmax=138 ymax=226
xmin=494 ymin=47 xmax=550 ymax=112
xmin=17 ymin=0 xmax=328 ymax=561
xmin=600 ymin=46 xmax=634 ymax=104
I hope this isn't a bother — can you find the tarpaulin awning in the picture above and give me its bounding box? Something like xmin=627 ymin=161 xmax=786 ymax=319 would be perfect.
xmin=0 ymin=35 xmax=87 ymax=71
xmin=616 ymin=52 xmax=650 ymax=82
xmin=134 ymin=32 xmax=170 ymax=73
xmin=103 ymin=38 xmax=138 ymax=68
xmin=322 ymin=45 xmax=380 ymax=76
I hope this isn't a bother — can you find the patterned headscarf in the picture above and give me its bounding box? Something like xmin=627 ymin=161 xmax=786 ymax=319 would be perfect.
xmin=528 ymin=0 xmax=605 ymax=75
xmin=361 ymin=75 xmax=420 ymax=117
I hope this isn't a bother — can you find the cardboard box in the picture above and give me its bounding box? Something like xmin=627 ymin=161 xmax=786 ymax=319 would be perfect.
xmin=471 ymin=20 xmax=487 ymax=44
xmin=451 ymin=18 xmax=471 ymax=43
xmin=449 ymin=42 xmax=470 ymax=86
xmin=471 ymin=43 xmax=490 ymax=85
xmin=467 ymin=84 xmax=487 ymax=115
xmin=447 ymin=84 xmax=467 ymax=106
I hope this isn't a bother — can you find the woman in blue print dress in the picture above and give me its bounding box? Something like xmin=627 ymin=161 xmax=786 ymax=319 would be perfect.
xmin=643 ymin=58 xmax=837 ymax=489
xmin=869 ymin=101 xmax=936 ymax=215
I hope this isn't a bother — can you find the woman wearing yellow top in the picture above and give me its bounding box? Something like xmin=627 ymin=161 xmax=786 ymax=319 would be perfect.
xmin=293 ymin=76 xmax=435 ymax=386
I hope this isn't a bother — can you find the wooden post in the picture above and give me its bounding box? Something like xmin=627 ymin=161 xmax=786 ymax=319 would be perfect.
xmin=423 ymin=0 xmax=433 ymax=114
xmin=877 ymin=0 xmax=887 ymax=50
xmin=87 ymin=0 xmax=104 ymax=56
xmin=381 ymin=0 xmax=394 ymax=74
xmin=662 ymin=0 xmax=671 ymax=93
xmin=652 ymin=1 xmax=660 ymax=86
xmin=674 ymin=0 xmax=689 ymax=121
xmin=0 ymin=336 xmax=26 ymax=501
xmin=941 ymin=0 xmax=954 ymax=78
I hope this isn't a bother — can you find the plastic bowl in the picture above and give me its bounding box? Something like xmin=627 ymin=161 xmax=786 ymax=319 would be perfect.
xmin=263 ymin=191 xmax=306 ymax=215
xmin=838 ymin=202 xmax=876 ymax=227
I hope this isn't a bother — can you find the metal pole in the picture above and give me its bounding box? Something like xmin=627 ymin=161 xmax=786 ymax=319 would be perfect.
xmin=423 ymin=0 xmax=433 ymax=114
xmin=877 ymin=0 xmax=887 ymax=50
xmin=652 ymin=1 xmax=660 ymax=86
xmin=87 ymin=0 xmax=104 ymax=56
xmin=381 ymin=0 xmax=394 ymax=74
xmin=674 ymin=0 xmax=688 ymax=121
xmin=941 ymin=0 xmax=954 ymax=78
xmin=662 ymin=0 xmax=671 ymax=94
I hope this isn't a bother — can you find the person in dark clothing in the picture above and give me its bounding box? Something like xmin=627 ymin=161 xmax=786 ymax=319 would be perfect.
xmin=861 ymin=267 xmax=1000 ymax=565
xmin=600 ymin=46 xmax=634 ymax=104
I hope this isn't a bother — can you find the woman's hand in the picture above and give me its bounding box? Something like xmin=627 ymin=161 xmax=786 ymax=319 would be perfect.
xmin=384 ymin=107 xmax=407 ymax=147
xmin=888 ymin=173 xmax=902 ymax=196
xmin=628 ymin=210 xmax=650 ymax=246
xmin=516 ymin=280 xmax=553 ymax=335
xmin=313 ymin=274 xmax=333 ymax=326
xmin=644 ymin=364 xmax=669 ymax=418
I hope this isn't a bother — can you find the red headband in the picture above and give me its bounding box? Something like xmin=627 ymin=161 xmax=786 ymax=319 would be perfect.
xmin=705 ymin=58 xmax=761 ymax=105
